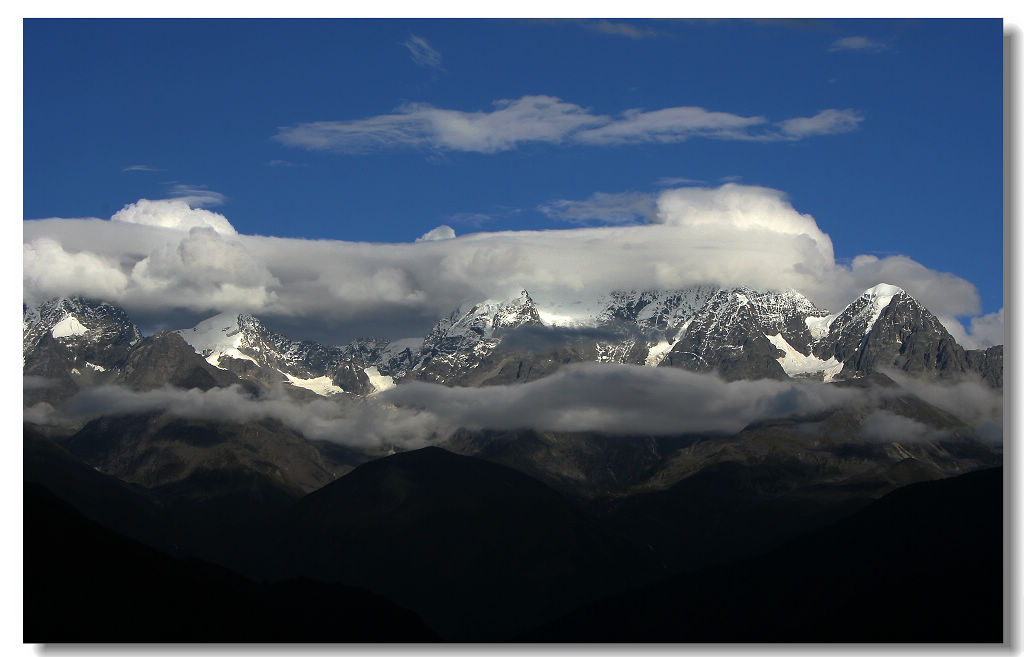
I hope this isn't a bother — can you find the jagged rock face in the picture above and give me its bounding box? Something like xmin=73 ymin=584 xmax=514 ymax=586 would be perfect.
xmin=23 ymin=297 xmax=144 ymax=404
xmin=598 ymin=288 xmax=719 ymax=341
xmin=813 ymin=286 xmax=972 ymax=381
xmin=338 ymin=338 xmax=421 ymax=379
xmin=412 ymin=291 xmax=546 ymax=385
xmin=743 ymin=289 xmax=831 ymax=354
xmin=659 ymin=290 xmax=795 ymax=381
xmin=966 ymin=346 xmax=1003 ymax=388
xmin=175 ymin=313 xmax=373 ymax=396
xmin=24 ymin=297 xmax=142 ymax=373
xmin=116 ymin=332 xmax=245 ymax=392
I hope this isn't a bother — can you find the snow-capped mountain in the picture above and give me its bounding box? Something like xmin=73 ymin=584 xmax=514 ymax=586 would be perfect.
xmin=809 ymin=284 xmax=987 ymax=381
xmin=24 ymin=296 xmax=142 ymax=370
xmin=409 ymin=283 xmax=1001 ymax=386
xmin=411 ymin=290 xmax=546 ymax=385
xmin=22 ymin=282 xmax=1004 ymax=403
xmin=23 ymin=297 xmax=142 ymax=403
xmin=657 ymin=288 xmax=833 ymax=381
xmin=174 ymin=312 xmax=374 ymax=396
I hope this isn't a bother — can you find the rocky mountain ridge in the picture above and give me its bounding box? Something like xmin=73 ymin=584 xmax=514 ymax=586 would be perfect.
xmin=23 ymin=283 xmax=1003 ymax=404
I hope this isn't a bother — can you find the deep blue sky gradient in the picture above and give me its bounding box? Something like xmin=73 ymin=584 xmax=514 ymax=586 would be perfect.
xmin=23 ymin=18 xmax=1004 ymax=315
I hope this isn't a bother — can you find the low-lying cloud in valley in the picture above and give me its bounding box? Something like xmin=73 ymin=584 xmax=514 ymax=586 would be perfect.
xmin=22 ymin=182 xmax=999 ymax=346
xmin=25 ymin=363 xmax=1004 ymax=449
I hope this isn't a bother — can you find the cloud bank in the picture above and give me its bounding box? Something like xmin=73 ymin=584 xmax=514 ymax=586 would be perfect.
xmin=24 ymin=184 xmax=991 ymax=344
xmin=26 ymin=363 xmax=1001 ymax=448
xmin=274 ymin=95 xmax=863 ymax=154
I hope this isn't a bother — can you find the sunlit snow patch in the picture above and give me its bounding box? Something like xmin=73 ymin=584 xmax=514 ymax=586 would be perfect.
xmin=860 ymin=283 xmax=903 ymax=335
xmin=284 ymin=373 xmax=344 ymax=396
xmin=51 ymin=315 xmax=88 ymax=339
xmin=364 ymin=366 xmax=396 ymax=393
xmin=804 ymin=314 xmax=835 ymax=341
xmin=645 ymin=340 xmax=675 ymax=367
xmin=175 ymin=312 xmax=258 ymax=369
xmin=766 ymin=333 xmax=844 ymax=382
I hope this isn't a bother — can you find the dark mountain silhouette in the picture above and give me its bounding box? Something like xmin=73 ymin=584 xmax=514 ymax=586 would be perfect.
xmin=264 ymin=446 xmax=661 ymax=640
xmin=527 ymin=467 xmax=1003 ymax=642
xmin=24 ymin=483 xmax=438 ymax=642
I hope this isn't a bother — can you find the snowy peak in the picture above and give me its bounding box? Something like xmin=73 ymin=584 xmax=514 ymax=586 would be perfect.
xmin=596 ymin=286 xmax=719 ymax=340
xmin=25 ymin=297 xmax=141 ymax=349
xmin=813 ymin=284 xmax=911 ymax=364
xmin=809 ymin=283 xmax=973 ymax=381
xmin=175 ymin=312 xmax=373 ymax=396
xmin=23 ymin=297 xmax=142 ymax=368
xmin=174 ymin=311 xmax=250 ymax=366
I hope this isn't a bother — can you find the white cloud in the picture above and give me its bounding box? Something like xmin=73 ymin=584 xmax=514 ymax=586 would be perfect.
xmin=122 ymin=164 xmax=162 ymax=172
xmin=55 ymin=384 xmax=444 ymax=450
xmin=128 ymin=227 xmax=280 ymax=312
xmin=883 ymin=370 xmax=1002 ymax=443
xmin=274 ymin=96 xmax=604 ymax=154
xmin=860 ymin=410 xmax=950 ymax=443
xmin=652 ymin=183 xmax=835 ymax=262
xmin=777 ymin=109 xmax=863 ymax=139
xmin=40 ymin=364 xmax=861 ymax=443
xmin=828 ymin=36 xmax=889 ymax=53
xmin=538 ymin=191 xmax=658 ymax=225
xmin=111 ymin=198 xmax=236 ymax=235
xmin=23 ymin=238 xmax=129 ymax=303
xmin=382 ymin=363 xmax=861 ymax=436
xmin=654 ymin=176 xmax=705 ymax=187
xmin=417 ymin=225 xmax=457 ymax=242
xmin=23 ymin=184 xmax=984 ymax=342
xmin=166 ymin=184 xmax=227 ymax=208
xmin=274 ymin=95 xmax=864 ymax=154
xmin=968 ymin=309 xmax=1004 ymax=348
xmin=574 ymin=106 xmax=768 ymax=145
xmin=402 ymin=35 xmax=443 ymax=70
xmin=583 ymin=20 xmax=661 ymax=39
xmin=940 ymin=308 xmax=1004 ymax=350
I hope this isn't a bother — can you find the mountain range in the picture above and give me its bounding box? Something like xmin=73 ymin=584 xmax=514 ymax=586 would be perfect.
xmin=22 ymin=282 xmax=1003 ymax=405
xmin=22 ymin=282 xmax=1004 ymax=642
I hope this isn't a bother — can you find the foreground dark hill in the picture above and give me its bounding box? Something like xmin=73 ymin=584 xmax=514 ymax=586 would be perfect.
xmin=265 ymin=446 xmax=660 ymax=641
xmin=24 ymin=483 xmax=439 ymax=642
xmin=528 ymin=467 xmax=1003 ymax=642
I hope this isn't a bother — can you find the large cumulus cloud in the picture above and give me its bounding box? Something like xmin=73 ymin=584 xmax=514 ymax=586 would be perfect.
xmin=23 ymin=185 xmax=990 ymax=343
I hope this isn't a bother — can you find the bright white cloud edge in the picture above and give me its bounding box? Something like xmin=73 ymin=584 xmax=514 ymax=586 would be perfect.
xmin=23 ymin=183 xmax=996 ymax=348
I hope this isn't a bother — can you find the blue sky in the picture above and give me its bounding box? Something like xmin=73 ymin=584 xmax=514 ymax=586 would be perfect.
xmin=22 ymin=18 xmax=1004 ymax=342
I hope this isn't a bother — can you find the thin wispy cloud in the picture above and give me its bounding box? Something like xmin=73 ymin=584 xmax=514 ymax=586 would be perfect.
xmin=573 ymin=106 xmax=768 ymax=145
xmin=584 ymin=19 xmax=661 ymax=39
xmin=122 ymin=164 xmax=162 ymax=172
xmin=777 ymin=108 xmax=863 ymax=138
xmin=447 ymin=212 xmax=499 ymax=227
xmin=274 ymin=96 xmax=865 ymax=154
xmin=655 ymin=176 xmax=705 ymax=187
xmin=539 ymin=191 xmax=657 ymax=225
xmin=267 ymin=159 xmax=309 ymax=168
xmin=828 ymin=36 xmax=889 ymax=53
xmin=275 ymin=96 xmax=604 ymax=154
xmin=166 ymin=184 xmax=227 ymax=208
xmin=402 ymin=35 xmax=443 ymax=70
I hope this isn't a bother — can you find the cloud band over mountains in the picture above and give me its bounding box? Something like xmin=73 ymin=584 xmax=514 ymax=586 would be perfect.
xmin=25 ymin=362 xmax=1001 ymax=448
xmin=273 ymin=95 xmax=863 ymax=154
xmin=23 ymin=183 xmax=996 ymax=347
